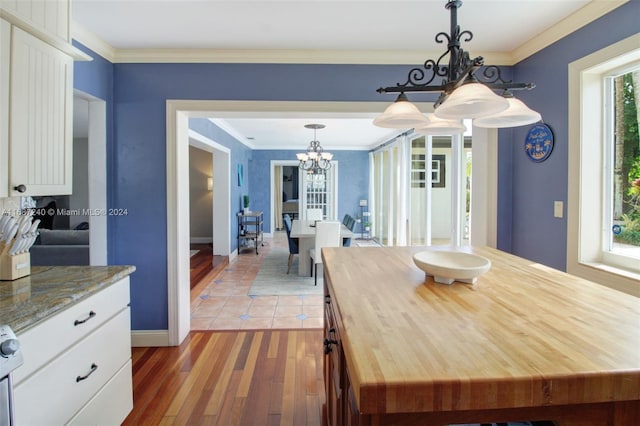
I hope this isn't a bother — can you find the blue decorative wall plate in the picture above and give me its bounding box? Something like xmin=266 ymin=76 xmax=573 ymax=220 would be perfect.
xmin=525 ymin=123 xmax=554 ymax=162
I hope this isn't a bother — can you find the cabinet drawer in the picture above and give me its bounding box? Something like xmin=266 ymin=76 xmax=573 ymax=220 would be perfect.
xmin=13 ymin=308 xmax=131 ymax=426
xmin=67 ymin=359 xmax=133 ymax=426
xmin=13 ymin=277 xmax=130 ymax=384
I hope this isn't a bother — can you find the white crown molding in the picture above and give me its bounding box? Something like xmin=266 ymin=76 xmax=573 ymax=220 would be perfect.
xmin=71 ymin=1 xmax=629 ymax=66
xmin=110 ymin=48 xmax=514 ymax=65
xmin=511 ymin=0 xmax=629 ymax=64
xmin=71 ymin=19 xmax=116 ymax=62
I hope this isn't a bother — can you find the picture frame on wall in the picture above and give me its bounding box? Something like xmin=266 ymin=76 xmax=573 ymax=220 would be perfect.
xmin=237 ymin=163 xmax=244 ymax=187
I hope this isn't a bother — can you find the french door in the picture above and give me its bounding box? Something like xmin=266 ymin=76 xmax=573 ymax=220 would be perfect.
xmin=372 ymin=132 xmax=472 ymax=247
xmin=301 ymin=164 xmax=338 ymax=220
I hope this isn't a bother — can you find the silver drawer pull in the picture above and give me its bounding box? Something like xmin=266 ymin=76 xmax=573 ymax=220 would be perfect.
xmin=76 ymin=363 xmax=98 ymax=382
xmin=74 ymin=311 xmax=96 ymax=326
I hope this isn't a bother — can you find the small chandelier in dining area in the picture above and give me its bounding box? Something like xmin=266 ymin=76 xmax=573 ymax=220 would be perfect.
xmin=297 ymin=124 xmax=333 ymax=173
xmin=374 ymin=0 xmax=541 ymax=134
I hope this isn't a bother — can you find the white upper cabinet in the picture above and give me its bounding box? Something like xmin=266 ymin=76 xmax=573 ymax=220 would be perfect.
xmin=10 ymin=25 xmax=73 ymax=196
xmin=1 ymin=18 xmax=9 ymax=198
xmin=0 ymin=0 xmax=86 ymax=197
xmin=0 ymin=0 xmax=69 ymax=42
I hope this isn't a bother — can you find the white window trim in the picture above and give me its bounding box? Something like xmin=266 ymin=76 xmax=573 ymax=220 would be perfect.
xmin=567 ymin=32 xmax=640 ymax=297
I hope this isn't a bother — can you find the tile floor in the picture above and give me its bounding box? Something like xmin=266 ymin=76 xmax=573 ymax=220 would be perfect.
xmin=190 ymin=231 xmax=325 ymax=330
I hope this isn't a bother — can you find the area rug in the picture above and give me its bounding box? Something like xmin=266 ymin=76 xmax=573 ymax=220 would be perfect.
xmin=248 ymin=248 xmax=323 ymax=296
xmin=354 ymin=238 xmax=381 ymax=247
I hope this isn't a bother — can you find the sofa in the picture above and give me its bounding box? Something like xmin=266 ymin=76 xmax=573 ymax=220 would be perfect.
xmin=30 ymin=229 xmax=90 ymax=266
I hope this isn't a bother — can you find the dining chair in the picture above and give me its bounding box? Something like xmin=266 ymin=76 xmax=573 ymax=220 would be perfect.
xmin=306 ymin=208 xmax=323 ymax=221
xmin=342 ymin=215 xmax=356 ymax=247
xmin=309 ymin=220 xmax=341 ymax=285
xmin=283 ymin=214 xmax=298 ymax=274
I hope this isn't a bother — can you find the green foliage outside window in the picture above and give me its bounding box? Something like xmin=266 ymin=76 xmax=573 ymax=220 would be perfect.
xmin=613 ymin=72 xmax=640 ymax=246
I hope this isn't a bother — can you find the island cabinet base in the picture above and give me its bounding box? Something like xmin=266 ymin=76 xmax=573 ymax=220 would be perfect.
xmin=335 ymin=401 xmax=639 ymax=426
xmin=323 ymin=306 xmax=640 ymax=426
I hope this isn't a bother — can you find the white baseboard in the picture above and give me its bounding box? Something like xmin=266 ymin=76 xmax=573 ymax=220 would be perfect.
xmin=131 ymin=330 xmax=171 ymax=347
xmin=190 ymin=237 xmax=213 ymax=244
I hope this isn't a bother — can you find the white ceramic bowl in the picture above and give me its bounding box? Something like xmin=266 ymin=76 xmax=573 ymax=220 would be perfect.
xmin=412 ymin=250 xmax=491 ymax=285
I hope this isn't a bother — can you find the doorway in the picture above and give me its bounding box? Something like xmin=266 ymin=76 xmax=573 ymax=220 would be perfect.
xmin=166 ymin=100 xmax=498 ymax=346
xmin=271 ymin=160 xmax=300 ymax=233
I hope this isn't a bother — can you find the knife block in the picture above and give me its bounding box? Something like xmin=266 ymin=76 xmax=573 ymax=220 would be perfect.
xmin=0 ymin=252 xmax=31 ymax=281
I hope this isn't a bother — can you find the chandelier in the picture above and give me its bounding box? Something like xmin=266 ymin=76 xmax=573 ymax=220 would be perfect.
xmin=297 ymin=124 xmax=333 ymax=173
xmin=374 ymin=0 xmax=541 ymax=134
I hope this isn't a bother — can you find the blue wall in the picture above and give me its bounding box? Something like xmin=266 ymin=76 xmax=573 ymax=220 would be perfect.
xmin=71 ymin=0 xmax=639 ymax=331
xmin=73 ymin=60 xmax=413 ymax=330
xmin=112 ymin=63 xmax=388 ymax=330
xmin=496 ymin=0 xmax=640 ymax=270
xmin=249 ymin=150 xmax=370 ymax=232
xmin=186 ymin=123 xmax=369 ymax=240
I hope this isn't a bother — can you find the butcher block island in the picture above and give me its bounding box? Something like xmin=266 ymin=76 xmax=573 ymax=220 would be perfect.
xmin=321 ymin=246 xmax=640 ymax=426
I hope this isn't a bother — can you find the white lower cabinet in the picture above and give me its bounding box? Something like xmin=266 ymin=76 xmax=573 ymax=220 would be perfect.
xmin=67 ymin=360 xmax=133 ymax=426
xmin=13 ymin=278 xmax=133 ymax=425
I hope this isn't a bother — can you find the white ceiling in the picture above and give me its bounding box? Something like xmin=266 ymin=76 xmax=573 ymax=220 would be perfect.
xmin=73 ymin=0 xmax=591 ymax=52
xmin=71 ymin=0 xmax=606 ymax=149
xmin=212 ymin=117 xmax=404 ymax=150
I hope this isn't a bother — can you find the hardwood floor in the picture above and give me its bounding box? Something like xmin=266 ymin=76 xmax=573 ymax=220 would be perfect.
xmin=191 ymin=243 xmax=228 ymax=290
xmin=123 ymin=329 xmax=325 ymax=426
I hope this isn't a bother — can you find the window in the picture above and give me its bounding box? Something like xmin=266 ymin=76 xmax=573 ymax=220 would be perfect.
xmin=410 ymin=136 xmax=428 ymax=245
xmin=568 ymin=34 xmax=640 ymax=293
xmin=411 ymin=137 xmax=426 ymax=188
xmin=605 ymin=69 xmax=640 ymax=263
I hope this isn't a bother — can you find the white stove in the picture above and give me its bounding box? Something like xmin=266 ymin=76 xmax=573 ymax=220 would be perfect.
xmin=0 ymin=325 xmax=23 ymax=426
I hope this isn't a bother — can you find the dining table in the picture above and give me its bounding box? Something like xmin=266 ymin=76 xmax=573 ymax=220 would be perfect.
xmin=289 ymin=219 xmax=354 ymax=277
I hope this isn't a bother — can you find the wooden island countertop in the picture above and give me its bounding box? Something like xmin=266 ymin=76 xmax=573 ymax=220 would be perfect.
xmin=321 ymin=245 xmax=640 ymax=425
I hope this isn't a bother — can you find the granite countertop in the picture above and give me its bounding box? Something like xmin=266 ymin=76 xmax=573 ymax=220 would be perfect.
xmin=0 ymin=265 xmax=136 ymax=334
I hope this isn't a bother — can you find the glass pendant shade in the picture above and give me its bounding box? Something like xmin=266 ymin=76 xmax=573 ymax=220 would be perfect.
xmin=321 ymin=152 xmax=333 ymax=160
xmin=373 ymin=93 xmax=429 ymax=129
xmin=434 ymin=83 xmax=509 ymax=119
xmin=414 ymin=115 xmax=466 ymax=135
xmin=474 ymin=97 xmax=542 ymax=128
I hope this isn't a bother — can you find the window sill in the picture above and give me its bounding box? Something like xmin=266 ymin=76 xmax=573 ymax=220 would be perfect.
xmin=583 ymin=261 xmax=640 ymax=280
xmin=575 ymin=261 xmax=640 ymax=297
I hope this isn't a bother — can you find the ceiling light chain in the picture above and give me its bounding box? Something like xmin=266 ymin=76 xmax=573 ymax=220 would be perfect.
xmin=374 ymin=0 xmax=540 ymax=131
xmin=297 ymin=124 xmax=333 ymax=174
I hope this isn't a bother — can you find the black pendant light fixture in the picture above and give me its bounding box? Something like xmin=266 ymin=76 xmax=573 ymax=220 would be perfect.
xmin=297 ymin=124 xmax=333 ymax=173
xmin=374 ymin=0 xmax=541 ymax=131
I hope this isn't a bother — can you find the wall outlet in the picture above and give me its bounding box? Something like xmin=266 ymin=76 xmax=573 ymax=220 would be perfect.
xmin=554 ymin=201 xmax=563 ymax=218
